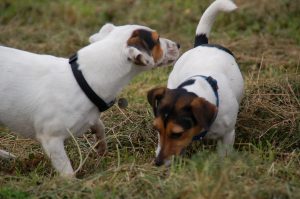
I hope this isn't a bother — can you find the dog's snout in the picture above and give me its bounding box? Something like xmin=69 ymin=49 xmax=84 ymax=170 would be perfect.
xmin=154 ymin=157 xmax=164 ymax=167
xmin=176 ymin=43 xmax=181 ymax=49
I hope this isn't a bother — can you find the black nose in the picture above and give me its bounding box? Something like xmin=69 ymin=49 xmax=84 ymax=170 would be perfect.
xmin=154 ymin=158 xmax=164 ymax=167
xmin=176 ymin=43 xmax=181 ymax=49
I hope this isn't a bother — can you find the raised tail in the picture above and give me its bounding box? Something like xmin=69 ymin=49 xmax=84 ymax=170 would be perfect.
xmin=194 ymin=0 xmax=237 ymax=47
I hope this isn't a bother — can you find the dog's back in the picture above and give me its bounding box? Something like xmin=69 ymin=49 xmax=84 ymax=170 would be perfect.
xmin=168 ymin=0 xmax=243 ymax=103
xmin=0 ymin=47 xmax=38 ymax=134
xmin=0 ymin=46 xmax=70 ymax=136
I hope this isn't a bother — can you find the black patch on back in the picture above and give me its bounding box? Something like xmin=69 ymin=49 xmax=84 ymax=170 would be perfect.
xmin=200 ymin=44 xmax=235 ymax=57
xmin=177 ymin=79 xmax=196 ymax=89
xmin=194 ymin=33 xmax=235 ymax=57
xmin=138 ymin=29 xmax=156 ymax=50
xmin=194 ymin=34 xmax=208 ymax=47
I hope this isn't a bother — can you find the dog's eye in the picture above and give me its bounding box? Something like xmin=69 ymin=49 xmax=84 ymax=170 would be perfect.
xmin=177 ymin=117 xmax=194 ymax=129
xmin=170 ymin=132 xmax=183 ymax=139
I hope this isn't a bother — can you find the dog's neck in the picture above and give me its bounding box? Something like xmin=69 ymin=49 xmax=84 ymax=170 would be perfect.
xmin=76 ymin=40 xmax=141 ymax=103
xmin=183 ymin=78 xmax=217 ymax=106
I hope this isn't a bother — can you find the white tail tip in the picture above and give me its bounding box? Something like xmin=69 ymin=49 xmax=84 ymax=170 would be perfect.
xmin=217 ymin=0 xmax=237 ymax=12
xmin=194 ymin=0 xmax=237 ymax=46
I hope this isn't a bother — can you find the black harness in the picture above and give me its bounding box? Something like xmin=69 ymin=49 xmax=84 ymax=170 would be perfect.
xmin=69 ymin=54 xmax=115 ymax=112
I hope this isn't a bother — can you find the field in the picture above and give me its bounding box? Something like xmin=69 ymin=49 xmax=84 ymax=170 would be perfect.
xmin=0 ymin=0 xmax=299 ymax=198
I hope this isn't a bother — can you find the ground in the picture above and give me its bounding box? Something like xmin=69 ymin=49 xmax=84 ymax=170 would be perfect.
xmin=0 ymin=0 xmax=299 ymax=198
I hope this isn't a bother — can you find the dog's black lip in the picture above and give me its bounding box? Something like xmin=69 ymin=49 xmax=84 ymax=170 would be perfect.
xmin=154 ymin=157 xmax=164 ymax=167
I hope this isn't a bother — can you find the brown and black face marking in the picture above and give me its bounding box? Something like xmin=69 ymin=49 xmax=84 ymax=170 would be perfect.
xmin=127 ymin=29 xmax=163 ymax=65
xmin=147 ymin=87 xmax=217 ymax=166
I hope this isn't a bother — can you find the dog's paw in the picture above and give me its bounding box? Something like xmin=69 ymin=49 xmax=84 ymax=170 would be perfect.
xmin=96 ymin=141 xmax=108 ymax=156
xmin=59 ymin=172 xmax=76 ymax=179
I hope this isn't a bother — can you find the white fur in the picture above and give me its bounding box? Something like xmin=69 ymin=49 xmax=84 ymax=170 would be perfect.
xmin=156 ymin=0 xmax=243 ymax=159
xmin=0 ymin=149 xmax=16 ymax=159
xmin=89 ymin=23 xmax=116 ymax=43
xmin=196 ymin=0 xmax=237 ymax=37
xmin=168 ymin=47 xmax=244 ymax=142
xmin=0 ymin=23 xmax=180 ymax=177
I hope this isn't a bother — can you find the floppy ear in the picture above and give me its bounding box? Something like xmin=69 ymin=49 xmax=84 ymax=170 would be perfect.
xmin=191 ymin=97 xmax=217 ymax=130
xmin=125 ymin=46 xmax=154 ymax=66
xmin=147 ymin=87 xmax=167 ymax=116
xmin=89 ymin=23 xmax=115 ymax=43
xmin=126 ymin=29 xmax=161 ymax=67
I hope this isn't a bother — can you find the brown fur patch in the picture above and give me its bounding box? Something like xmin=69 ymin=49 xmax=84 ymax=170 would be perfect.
xmin=148 ymin=88 xmax=217 ymax=164
xmin=127 ymin=30 xmax=144 ymax=49
xmin=127 ymin=29 xmax=163 ymax=64
xmin=152 ymin=45 xmax=163 ymax=63
xmin=150 ymin=32 xmax=163 ymax=62
xmin=151 ymin=31 xmax=159 ymax=41
xmin=153 ymin=117 xmax=164 ymax=132
xmin=171 ymin=123 xmax=184 ymax=134
xmin=191 ymin=98 xmax=218 ymax=130
xmin=161 ymin=121 xmax=201 ymax=158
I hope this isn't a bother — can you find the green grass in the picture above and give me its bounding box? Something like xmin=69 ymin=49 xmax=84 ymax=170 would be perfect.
xmin=0 ymin=0 xmax=300 ymax=198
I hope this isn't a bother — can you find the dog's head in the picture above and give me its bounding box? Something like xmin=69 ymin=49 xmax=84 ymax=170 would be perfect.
xmin=147 ymin=87 xmax=217 ymax=166
xmin=89 ymin=23 xmax=180 ymax=68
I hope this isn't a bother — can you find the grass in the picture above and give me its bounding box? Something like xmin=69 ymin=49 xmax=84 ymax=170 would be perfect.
xmin=0 ymin=0 xmax=300 ymax=198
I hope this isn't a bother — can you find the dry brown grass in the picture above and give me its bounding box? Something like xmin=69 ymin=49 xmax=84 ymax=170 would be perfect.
xmin=237 ymin=76 xmax=300 ymax=151
xmin=0 ymin=0 xmax=300 ymax=198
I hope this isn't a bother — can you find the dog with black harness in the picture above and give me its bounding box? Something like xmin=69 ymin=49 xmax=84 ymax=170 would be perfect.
xmin=147 ymin=0 xmax=244 ymax=166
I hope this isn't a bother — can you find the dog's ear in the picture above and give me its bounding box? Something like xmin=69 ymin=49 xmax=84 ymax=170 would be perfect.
xmin=89 ymin=23 xmax=115 ymax=43
xmin=125 ymin=46 xmax=155 ymax=66
xmin=126 ymin=29 xmax=163 ymax=67
xmin=147 ymin=87 xmax=167 ymax=116
xmin=191 ymin=97 xmax=217 ymax=130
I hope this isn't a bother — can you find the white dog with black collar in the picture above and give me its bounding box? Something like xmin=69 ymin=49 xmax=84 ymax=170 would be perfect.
xmin=0 ymin=23 xmax=180 ymax=176
xmin=148 ymin=0 xmax=244 ymax=166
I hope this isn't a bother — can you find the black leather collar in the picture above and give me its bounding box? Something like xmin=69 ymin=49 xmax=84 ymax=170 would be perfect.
xmin=69 ymin=54 xmax=115 ymax=112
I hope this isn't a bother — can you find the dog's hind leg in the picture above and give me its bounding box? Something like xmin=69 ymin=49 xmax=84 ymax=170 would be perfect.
xmin=39 ymin=136 xmax=74 ymax=177
xmin=217 ymin=129 xmax=235 ymax=157
xmin=91 ymin=119 xmax=107 ymax=156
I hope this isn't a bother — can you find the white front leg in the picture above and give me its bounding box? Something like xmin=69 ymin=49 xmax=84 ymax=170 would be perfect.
xmin=39 ymin=136 xmax=74 ymax=177
xmin=217 ymin=129 xmax=235 ymax=157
